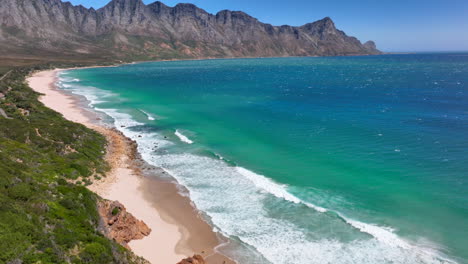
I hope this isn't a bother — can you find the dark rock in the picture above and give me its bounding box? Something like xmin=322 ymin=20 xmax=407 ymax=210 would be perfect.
xmin=177 ymin=255 xmax=205 ymax=264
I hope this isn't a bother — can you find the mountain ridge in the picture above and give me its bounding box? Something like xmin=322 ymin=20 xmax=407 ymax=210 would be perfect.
xmin=0 ymin=0 xmax=381 ymax=62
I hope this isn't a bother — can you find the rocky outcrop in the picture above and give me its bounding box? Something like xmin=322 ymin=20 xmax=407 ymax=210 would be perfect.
xmin=0 ymin=0 xmax=380 ymax=60
xmin=98 ymin=200 xmax=151 ymax=247
xmin=363 ymin=41 xmax=377 ymax=51
xmin=177 ymin=255 xmax=206 ymax=264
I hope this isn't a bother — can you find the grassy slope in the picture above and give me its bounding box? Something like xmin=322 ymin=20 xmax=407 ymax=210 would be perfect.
xmin=0 ymin=67 xmax=147 ymax=263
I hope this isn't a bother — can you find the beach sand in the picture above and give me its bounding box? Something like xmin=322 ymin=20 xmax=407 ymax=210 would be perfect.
xmin=27 ymin=69 xmax=234 ymax=264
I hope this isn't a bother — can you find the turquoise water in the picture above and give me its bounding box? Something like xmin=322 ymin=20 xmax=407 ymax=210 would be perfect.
xmin=60 ymin=54 xmax=468 ymax=264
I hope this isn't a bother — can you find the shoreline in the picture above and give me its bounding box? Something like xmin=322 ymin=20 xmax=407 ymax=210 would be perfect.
xmin=27 ymin=69 xmax=235 ymax=264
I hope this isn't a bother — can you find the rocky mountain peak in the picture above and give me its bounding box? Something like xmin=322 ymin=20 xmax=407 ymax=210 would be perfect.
xmin=320 ymin=17 xmax=336 ymax=29
xmin=148 ymin=1 xmax=168 ymax=9
xmin=174 ymin=3 xmax=198 ymax=9
xmin=0 ymin=0 xmax=381 ymax=60
xmin=299 ymin=16 xmax=340 ymax=40
xmin=104 ymin=0 xmax=144 ymax=6
xmin=302 ymin=17 xmax=336 ymax=31
xmin=321 ymin=17 xmax=334 ymax=23
xmin=147 ymin=1 xmax=171 ymax=15
xmin=102 ymin=0 xmax=146 ymax=11
xmin=173 ymin=3 xmax=205 ymax=16
xmin=363 ymin=40 xmax=377 ymax=50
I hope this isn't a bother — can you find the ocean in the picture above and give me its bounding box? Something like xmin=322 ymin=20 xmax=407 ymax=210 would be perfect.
xmin=58 ymin=54 xmax=468 ymax=264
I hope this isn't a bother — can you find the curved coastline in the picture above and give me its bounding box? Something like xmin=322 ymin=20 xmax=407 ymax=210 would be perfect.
xmin=27 ymin=69 xmax=236 ymax=264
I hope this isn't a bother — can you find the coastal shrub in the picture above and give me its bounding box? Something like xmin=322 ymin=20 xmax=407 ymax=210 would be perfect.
xmin=112 ymin=207 xmax=120 ymax=215
xmin=57 ymin=178 xmax=68 ymax=185
xmin=83 ymin=178 xmax=92 ymax=186
xmin=69 ymin=162 xmax=95 ymax=178
xmin=64 ymin=168 xmax=80 ymax=179
xmin=0 ymin=211 xmax=39 ymax=262
xmin=0 ymin=232 xmax=29 ymax=262
xmin=80 ymin=242 xmax=113 ymax=263
xmin=59 ymin=197 xmax=77 ymax=210
xmin=7 ymin=183 xmax=32 ymax=201
xmin=54 ymin=224 xmax=78 ymax=248
xmin=0 ymin=67 xmax=143 ymax=263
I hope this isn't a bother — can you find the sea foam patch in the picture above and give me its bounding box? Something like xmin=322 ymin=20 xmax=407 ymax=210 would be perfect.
xmin=235 ymin=167 xmax=327 ymax=213
xmin=58 ymin=74 xmax=117 ymax=106
xmin=139 ymin=109 xmax=156 ymax=121
xmin=175 ymin=130 xmax=194 ymax=144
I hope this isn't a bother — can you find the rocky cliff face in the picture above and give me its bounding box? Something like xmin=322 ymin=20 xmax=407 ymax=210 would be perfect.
xmin=98 ymin=200 xmax=151 ymax=247
xmin=177 ymin=255 xmax=206 ymax=264
xmin=0 ymin=0 xmax=381 ymax=60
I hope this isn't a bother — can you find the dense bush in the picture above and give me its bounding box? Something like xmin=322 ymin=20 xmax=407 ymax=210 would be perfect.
xmin=81 ymin=242 xmax=114 ymax=263
xmin=7 ymin=183 xmax=32 ymax=201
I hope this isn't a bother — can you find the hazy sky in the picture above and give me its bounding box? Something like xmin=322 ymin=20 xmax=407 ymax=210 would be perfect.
xmin=68 ymin=0 xmax=468 ymax=52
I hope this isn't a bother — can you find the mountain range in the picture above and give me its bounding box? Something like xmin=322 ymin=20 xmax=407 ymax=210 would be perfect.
xmin=0 ymin=0 xmax=381 ymax=62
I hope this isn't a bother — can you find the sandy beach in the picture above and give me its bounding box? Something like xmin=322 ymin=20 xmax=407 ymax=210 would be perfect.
xmin=27 ymin=69 xmax=234 ymax=264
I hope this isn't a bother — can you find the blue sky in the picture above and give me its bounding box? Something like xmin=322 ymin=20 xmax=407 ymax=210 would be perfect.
xmin=68 ymin=0 xmax=468 ymax=52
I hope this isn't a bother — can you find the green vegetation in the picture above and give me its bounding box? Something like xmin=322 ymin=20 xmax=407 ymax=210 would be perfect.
xmin=111 ymin=207 xmax=120 ymax=216
xmin=0 ymin=67 xmax=10 ymax=75
xmin=0 ymin=67 xmax=146 ymax=263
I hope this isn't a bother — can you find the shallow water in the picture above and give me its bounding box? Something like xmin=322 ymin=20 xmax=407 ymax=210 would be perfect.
xmin=60 ymin=54 xmax=468 ymax=264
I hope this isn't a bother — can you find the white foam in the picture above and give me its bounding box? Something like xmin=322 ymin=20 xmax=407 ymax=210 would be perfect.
xmin=214 ymin=153 xmax=224 ymax=160
xmin=140 ymin=109 xmax=156 ymax=121
xmin=343 ymin=218 xmax=411 ymax=248
xmin=58 ymin=75 xmax=118 ymax=106
xmin=57 ymin=73 xmax=79 ymax=82
xmin=235 ymin=167 xmax=327 ymax=213
xmin=175 ymin=130 xmax=194 ymax=144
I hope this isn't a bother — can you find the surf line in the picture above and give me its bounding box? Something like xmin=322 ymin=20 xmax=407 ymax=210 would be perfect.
xmin=175 ymin=130 xmax=194 ymax=144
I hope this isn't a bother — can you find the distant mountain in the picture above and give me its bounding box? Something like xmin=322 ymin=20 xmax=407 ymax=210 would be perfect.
xmin=0 ymin=0 xmax=381 ymax=61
